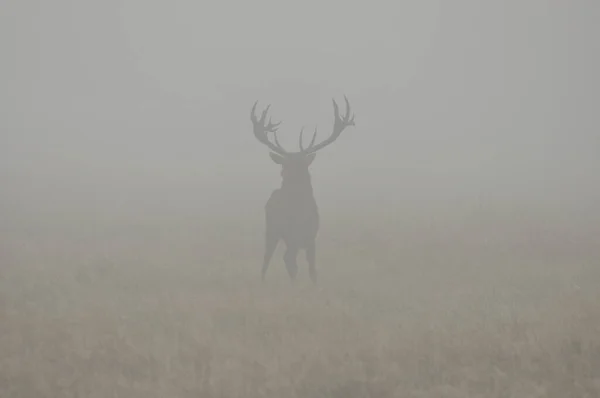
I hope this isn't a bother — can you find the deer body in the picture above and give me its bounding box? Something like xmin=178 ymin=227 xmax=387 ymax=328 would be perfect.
xmin=264 ymin=175 xmax=320 ymax=282
xmin=251 ymin=97 xmax=355 ymax=283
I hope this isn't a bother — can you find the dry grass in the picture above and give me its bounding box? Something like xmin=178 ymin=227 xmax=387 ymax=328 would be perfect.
xmin=1 ymin=211 xmax=599 ymax=397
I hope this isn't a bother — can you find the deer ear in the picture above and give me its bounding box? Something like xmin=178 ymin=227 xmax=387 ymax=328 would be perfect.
xmin=269 ymin=152 xmax=285 ymax=164
xmin=306 ymin=153 xmax=316 ymax=166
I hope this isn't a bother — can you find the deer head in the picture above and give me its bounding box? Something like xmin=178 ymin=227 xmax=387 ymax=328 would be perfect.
xmin=250 ymin=96 xmax=355 ymax=187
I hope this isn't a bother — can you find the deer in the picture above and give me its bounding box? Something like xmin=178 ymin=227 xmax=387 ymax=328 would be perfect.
xmin=250 ymin=96 xmax=356 ymax=284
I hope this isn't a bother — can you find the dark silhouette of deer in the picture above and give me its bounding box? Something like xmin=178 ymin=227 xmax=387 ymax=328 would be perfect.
xmin=250 ymin=96 xmax=355 ymax=283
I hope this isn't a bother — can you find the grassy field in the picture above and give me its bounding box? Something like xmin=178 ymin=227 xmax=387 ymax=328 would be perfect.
xmin=1 ymin=210 xmax=599 ymax=397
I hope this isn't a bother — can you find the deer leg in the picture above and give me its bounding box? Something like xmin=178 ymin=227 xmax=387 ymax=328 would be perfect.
xmin=283 ymin=246 xmax=299 ymax=282
xmin=306 ymin=240 xmax=317 ymax=284
xmin=262 ymin=231 xmax=278 ymax=282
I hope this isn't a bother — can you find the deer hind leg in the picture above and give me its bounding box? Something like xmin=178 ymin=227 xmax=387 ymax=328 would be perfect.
xmin=306 ymin=240 xmax=317 ymax=284
xmin=283 ymin=245 xmax=299 ymax=282
xmin=262 ymin=230 xmax=278 ymax=282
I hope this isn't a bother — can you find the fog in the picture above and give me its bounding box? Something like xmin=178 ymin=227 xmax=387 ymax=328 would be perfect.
xmin=1 ymin=1 xmax=599 ymax=396
xmin=3 ymin=1 xmax=598 ymax=223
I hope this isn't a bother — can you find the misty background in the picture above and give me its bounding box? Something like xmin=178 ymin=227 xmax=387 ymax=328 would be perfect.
xmin=2 ymin=1 xmax=598 ymax=229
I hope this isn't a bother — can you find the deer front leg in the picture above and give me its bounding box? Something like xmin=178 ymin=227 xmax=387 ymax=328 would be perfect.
xmin=283 ymin=246 xmax=299 ymax=282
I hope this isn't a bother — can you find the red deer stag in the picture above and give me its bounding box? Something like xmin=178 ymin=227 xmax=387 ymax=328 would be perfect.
xmin=250 ymin=96 xmax=356 ymax=283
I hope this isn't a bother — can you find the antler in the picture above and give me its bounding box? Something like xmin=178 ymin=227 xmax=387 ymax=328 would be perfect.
xmin=302 ymin=95 xmax=355 ymax=154
xmin=252 ymin=95 xmax=355 ymax=156
xmin=251 ymin=101 xmax=287 ymax=156
xmin=298 ymin=126 xmax=318 ymax=151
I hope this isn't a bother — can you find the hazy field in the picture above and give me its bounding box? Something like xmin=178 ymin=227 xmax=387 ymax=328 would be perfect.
xmin=1 ymin=208 xmax=598 ymax=398
xmin=3 ymin=1 xmax=598 ymax=396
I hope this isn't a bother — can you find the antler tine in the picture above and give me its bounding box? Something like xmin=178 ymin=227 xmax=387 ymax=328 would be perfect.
xmin=343 ymin=95 xmax=355 ymax=125
xmin=308 ymin=127 xmax=318 ymax=149
xmin=251 ymin=101 xmax=259 ymax=122
xmin=298 ymin=126 xmax=305 ymax=151
xmin=332 ymin=98 xmax=340 ymax=122
xmin=260 ymin=105 xmax=271 ymax=124
xmin=267 ymin=117 xmax=281 ymax=132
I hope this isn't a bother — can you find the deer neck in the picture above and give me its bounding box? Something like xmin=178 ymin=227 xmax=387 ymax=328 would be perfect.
xmin=280 ymin=179 xmax=314 ymax=198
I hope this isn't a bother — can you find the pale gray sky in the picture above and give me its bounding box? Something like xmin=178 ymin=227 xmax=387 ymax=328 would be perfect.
xmin=1 ymin=1 xmax=598 ymax=221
